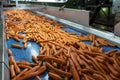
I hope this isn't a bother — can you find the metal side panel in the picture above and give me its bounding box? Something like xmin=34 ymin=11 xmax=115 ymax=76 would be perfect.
xmin=36 ymin=6 xmax=90 ymax=26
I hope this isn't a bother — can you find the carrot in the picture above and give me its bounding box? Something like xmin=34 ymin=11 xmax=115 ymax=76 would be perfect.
xmin=13 ymin=62 xmax=20 ymax=74
xmin=111 ymin=57 xmax=120 ymax=73
xmin=52 ymin=44 xmax=57 ymax=54
xmin=17 ymin=60 xmax=31 ymax=66
xmin=10 ymin=65 xmax=16 ymax=78
xmin=17 ymin=64 xmax=31 ymax=69
xmin=85 ymin=55 xmax=106 ymax=74
xmin=113 ymin=54 xmax=120 ymax=66
xmin=24 ymin=66 xmax=40 ymax=75
xmin=70 ymin=51 xmax=81 ymax=75
xmin=37 ymin=55 xmax=47 ymax=60
xmin=92 ymin=73 xmax=106 ymax=80
xmin=12 ymin=68 xmax=28 ymax=80
xmin=23 ymin=42 xmax=27 ymax=48
xmin=77 ymin=56 xmax=90 ymax=69
xmin=99 ymin=63 xmax=110 ymax=74
xmin=105 ymin=50 xmax=118 ymax=56
xmin=19 ymin=66 xmax=46 ymax=80
xmin=83 ymin=74 xmax=90 ymax=80
xmin=8 ymin=49 xmax=12 ymax=56
xmin=13 ymin=36 xmax=20 ymax=42
xmin=48 ymin=72 xmax=62 ymax=80
xmin=9 ymin=56 xmax=15 ymax=65
xmin=32 ymin=55 xmax=39 ymax=64
xmin=36 ymin=76 xmax=41 ymax=80
xmin=110 ymin=73 xmax=120 ymax=80
xmin=95 ymin=40 xmax=100 ymax=47
xmin=69 ymin=58 xmax=80 ymax=80
xmin=106 ymin=62 xmax=119 ymax=77
xmin=11 ymin=44 xmax=23 ymax=49
xmin=46 ymin=44 xmax=50 ymax=56
xmin=39 ymin=48 xmax=46 ymax=55
xmin=46 ymin=62 xmax=72 ymax=77
xmin=54 ymin=48 xmax=63 ymax=56
xmin=15 ymin=34 xmax=25 ymax=39
xmin=42 ymin=56 xmax=66 ymax=65
xmin=49 ymin=41 xmax=67 ymax=50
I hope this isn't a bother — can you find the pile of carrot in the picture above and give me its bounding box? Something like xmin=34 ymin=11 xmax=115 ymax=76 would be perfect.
xmin=4 ymin=10 xmax=120 ymax=80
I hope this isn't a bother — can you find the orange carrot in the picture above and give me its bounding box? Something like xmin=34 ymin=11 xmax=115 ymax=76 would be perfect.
xmin=46 ymin=62 xmax=71 ymax=77
xmin=8 ymin=49 xmax=12 ymax=56
xmin=11 ymin=44 xmax=23 ymax=49
xmin=13 ymin=62 xmax=20 ymax=74
xmin=42 ymin=56 xmax=66 ymax=65
xmin=19 ymin=66 xmax=46 ymax=80
xmin=69 ymin=58 xmax=80 ymax=80
xmin=48 ymin=72 xmax=62 ymax=80
xmin=12 ymin=68 xmax=28 ymax=80
xmin=9 ymin=56 xmax=15 ymax=65
xmin=10 ymin=64 xmax=16 ymax=78
xmin=32 ymin=55 xmax=39 ymax=64
xmin=17 ymin=64 xmax=32 ymax=69
xmin=36 ymin=76 xmax=41 ymax=80
xmin=23 ymin=66 xmax=40 ymax=75
xmin=13 ymin=36 xmax=20 ymax=42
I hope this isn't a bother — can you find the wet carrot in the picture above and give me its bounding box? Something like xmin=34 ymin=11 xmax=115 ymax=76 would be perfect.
xmin=10 ymin=64 xmax=16 ymax=78
xmin=42 ymin=56 xmax=66 ymax=65
xmin=17 ymin=64 xmax=32 ymax=69
xmin=15 ymin=34 xmax=25 ymax=39
xmin=19 ymin=66 xmax=46 ymax=80
xmin=85 ymin=55 xmax=106 ymax=74
xmin=69 ymin=58 xmax=80 ymax=80
xmin=52 ymin=44 xmax=57 ymax=54
xmin=23 ymin=42 xmax=27 ymax=48
xmin=17 ymin=60 xmax=31 ymax=66
xmin=46 ymin=62 xmax=72 ymax=77
xmin=106 ymin=62 xmax=119 ymax=77
xmin=83 ymin=74 xmax=89 ymax=80
xmin=8 ymin=49 xmax=12 ymax=56
xmin=70 ymin=51 xmax=81 ymax=75
xmin=11 ymin=44 xmax=23 ymax=49
xmin=46 ymin=44 xmax=50 ymax=56
xmin=92 ymin=73 xmax=106 ymax=80
xmin=9 ymin=56 xmax=15 ymax=65
xmin=13 ymin=62 xmax=20 ymax=74
xmin=32 ymin=55 xmax=39 ymax=64
xmin=77 ymin=56 xmax=90 ymax=69
xmin=24 ymin=66 xmax=40 ymax=75
xmin=13 ymin=36 xmax=20 ymax=42
xmin=54 ymin=48 xmax=63 ymax=56
xmin=12 ymin=68 xmax=28 ymax=80
xmin=36 ymin=76 xmax=41 ymax=80
xmin=110 ymin=73 xmax=120 ymax=80
xmin=48 ymin=72 xmax=62 ymax=80
xmin=39 ymin=48 xmax=46 ymax=55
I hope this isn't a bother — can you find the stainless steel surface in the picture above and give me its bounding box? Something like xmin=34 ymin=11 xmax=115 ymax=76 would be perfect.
xmin=36 ymin=6 xmax=90 ymax=26
xmin=34 ymin=10 xmax=120 ymax=47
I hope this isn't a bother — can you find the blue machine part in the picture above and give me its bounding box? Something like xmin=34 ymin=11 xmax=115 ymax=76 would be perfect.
xmin=6 ymin=27 xmax=120 ymax=80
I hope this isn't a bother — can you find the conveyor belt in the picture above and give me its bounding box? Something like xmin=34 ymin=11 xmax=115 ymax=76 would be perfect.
xmin=3 ymin=9 xmax=120 ymax=80
xmin=6 ymin=27 xmax=120 ymax=80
